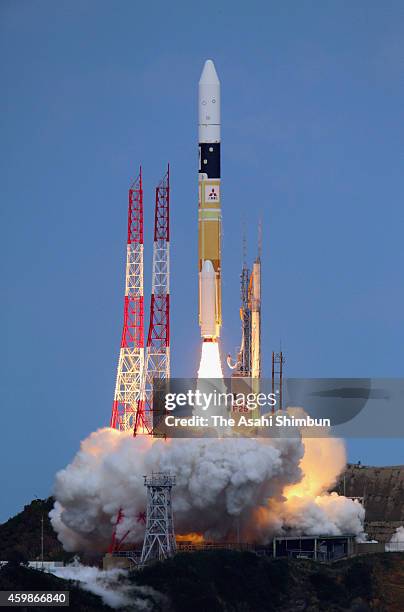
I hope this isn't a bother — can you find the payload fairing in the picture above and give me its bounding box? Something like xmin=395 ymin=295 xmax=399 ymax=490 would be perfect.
xmin=198 ymin=60 xmax=222 ymax=341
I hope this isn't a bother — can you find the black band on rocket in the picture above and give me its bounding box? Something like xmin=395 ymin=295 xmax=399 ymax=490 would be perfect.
xmin=199 ymin=143 xmax=220 ymax=179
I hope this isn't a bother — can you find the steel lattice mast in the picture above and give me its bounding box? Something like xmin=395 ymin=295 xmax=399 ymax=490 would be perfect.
xmin=135 ymin=165 xmax=170 ymax=435
xmin=110 ymin=168 xmax=144 ymax=431
xmin=108 ymin=166 xmax=170 ymax=554
xmin=140 ymin=472 xmax=176 ymax=564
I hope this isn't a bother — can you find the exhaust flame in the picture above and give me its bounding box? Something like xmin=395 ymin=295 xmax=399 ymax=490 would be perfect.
xmin=176 ymin=533 xmax=205 ymax=544
xmin=197 ymin=341 xmax=223 ymax=378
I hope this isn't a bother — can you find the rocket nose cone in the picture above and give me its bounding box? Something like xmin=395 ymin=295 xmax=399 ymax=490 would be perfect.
xmin=199 ymin=59 xmax=220 ymax=85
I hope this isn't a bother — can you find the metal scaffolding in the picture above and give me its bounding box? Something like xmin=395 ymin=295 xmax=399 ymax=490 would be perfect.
xmin=140 ymin=472 xmax=176 ymax=565
xmin=110 ymin=168 xmax=144 ymax=431
xmin=135 ymin=166 xmax=170 ymax=435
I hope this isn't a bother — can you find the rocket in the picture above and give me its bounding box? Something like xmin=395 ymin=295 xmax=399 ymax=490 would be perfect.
xmin=198 ymin=59 xmax=222 ymax=341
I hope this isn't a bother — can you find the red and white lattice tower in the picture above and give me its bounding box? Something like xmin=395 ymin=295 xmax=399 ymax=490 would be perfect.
xmin=108 ymin=167 xmax=170 ymax=554
xmin=135 ymin=165 xmax=170 ymax=435
xmin=110 ymin=168 xmax=144 ymax=432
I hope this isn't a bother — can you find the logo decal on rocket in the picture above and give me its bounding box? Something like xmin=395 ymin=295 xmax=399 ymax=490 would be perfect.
xmin=198 ymin=60 xmax=222 ymax=341
xmin=207 ymin=187 xmax=218 ymax=201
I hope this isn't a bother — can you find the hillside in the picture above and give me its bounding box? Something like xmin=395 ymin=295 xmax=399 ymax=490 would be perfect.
xmin=134 ymin=550 xmax=404 ymax=611
xmin=0 ymin=563 xmax=110 ymax=611
xmin=1 ymin=551 xmax=404 ymax=611
xmin=0 ymin=498 xmax=71 ymax=563
xmin=335 ymin=464 xmax=404 ymax=541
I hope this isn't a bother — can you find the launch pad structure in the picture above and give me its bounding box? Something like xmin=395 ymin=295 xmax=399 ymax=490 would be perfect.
xmin=227 ymin=227 xmax=262 ymax=381
xmin=140 ymin=472 xmax=177 ymax=565
xmin=271 ymin=351 xmax=285 ymax=411
xmin=104 ymin=533 xmax=357 ymax=570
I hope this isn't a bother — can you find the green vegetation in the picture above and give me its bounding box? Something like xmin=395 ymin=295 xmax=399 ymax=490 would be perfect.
xmin=134 ymin=550 xmax=404 ymax=612
xmin=0 ymin=497 xmax=73 ymax=562
xmin=136 ymin=550 xmax=290 ymax=611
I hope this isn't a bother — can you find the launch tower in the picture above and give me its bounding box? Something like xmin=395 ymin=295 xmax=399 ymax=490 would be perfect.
xmin=227 ymin=227 xmax=261 ymax=379
xmin=110 ymin=169 xmax=144 ymax=431
xmin=135 ymin=166 xmax=170 ymax=435
xmin=109 ymin=167 xmax=170 ymax=554
xmin=140 ymin=472 xmax=176 ymax=564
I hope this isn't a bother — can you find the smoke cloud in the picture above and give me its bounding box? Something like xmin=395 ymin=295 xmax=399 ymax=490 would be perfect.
xmin=386 ymin=526 xmax=404 ymax=551
xmin=50 ymin=420 xmax=366 ymax=551
xmin=49 ymin=560 xmax=166 ymax=609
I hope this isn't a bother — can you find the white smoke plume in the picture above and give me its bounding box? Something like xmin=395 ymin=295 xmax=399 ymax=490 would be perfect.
xmin=49 ymin=560 xmax=166 ymax=609
xmin=278 ymin=424 xmax=366 ymax=539
xmin=385 ymin=526 xmax=404 ymax=551
xmin=50 ymin=421 xmax=366 ymax=551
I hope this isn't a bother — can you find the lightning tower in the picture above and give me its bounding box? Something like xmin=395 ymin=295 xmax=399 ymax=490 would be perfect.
xmin=110 ymin=168 xmax=144 ymax=431
xmin=135 ymin=166 xmax=170 ymax=435
xmin=108 ymin=167 xmax=170 ymax=554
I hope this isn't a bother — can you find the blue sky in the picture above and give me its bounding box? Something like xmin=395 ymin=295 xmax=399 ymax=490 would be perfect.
xmin=1 ymin=1 xmax=403 ymax=521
